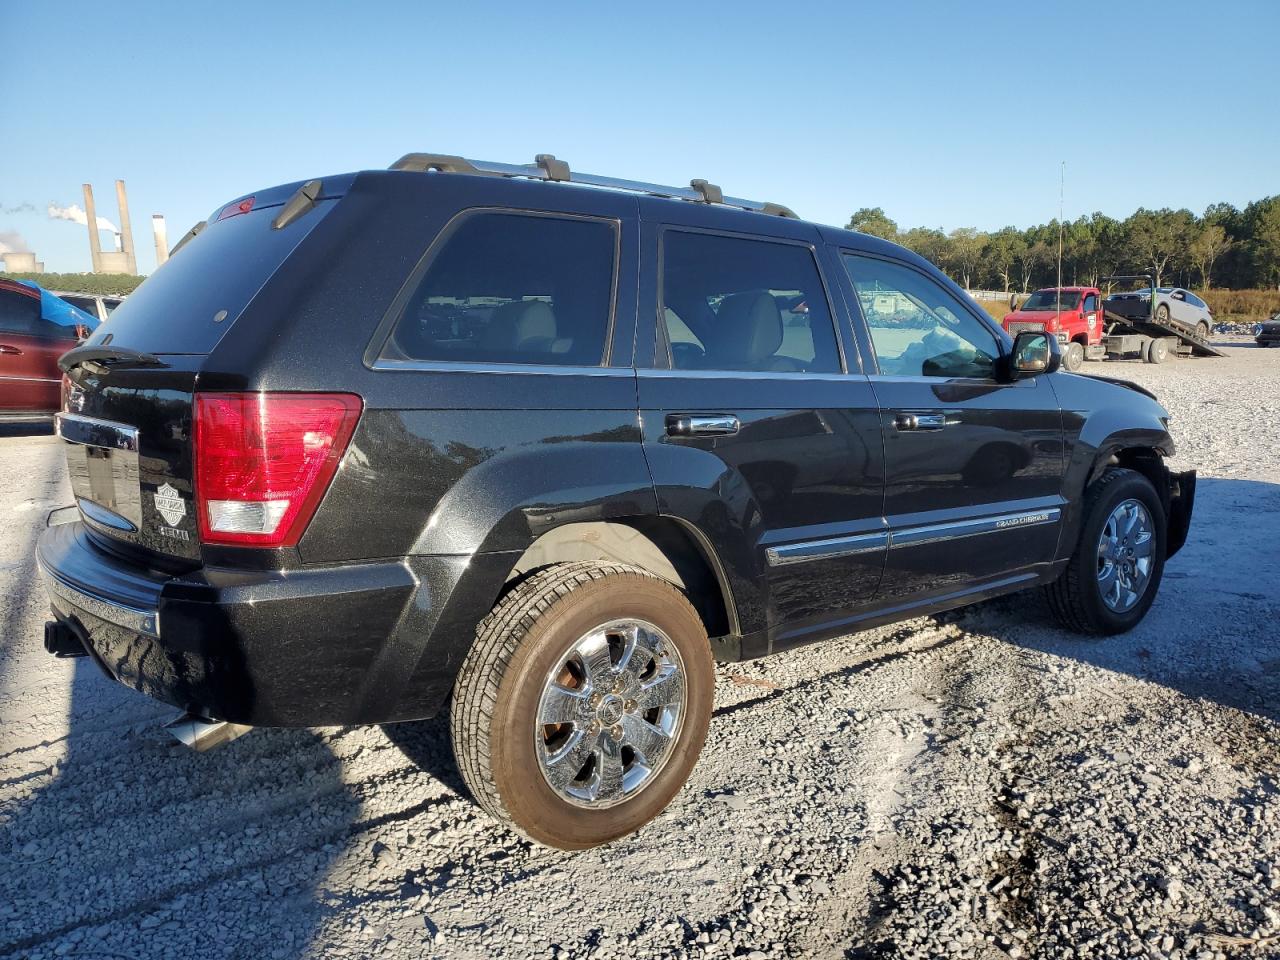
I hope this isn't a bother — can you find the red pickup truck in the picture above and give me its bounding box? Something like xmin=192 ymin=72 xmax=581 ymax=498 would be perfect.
xmin=1002 ymin=286 xmax=1101 ymax=371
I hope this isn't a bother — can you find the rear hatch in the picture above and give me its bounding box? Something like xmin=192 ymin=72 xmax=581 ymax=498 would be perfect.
xmin=60 ymin=179 xmax=347 ymax=564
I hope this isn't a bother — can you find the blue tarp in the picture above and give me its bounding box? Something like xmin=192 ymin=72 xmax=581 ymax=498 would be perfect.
xmin=15 ymin=280 xmax=100 ymax=331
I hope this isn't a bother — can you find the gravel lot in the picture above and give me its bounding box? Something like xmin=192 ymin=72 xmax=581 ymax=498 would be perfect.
xmin=3 ymin=342 xmax=1278 ymax=960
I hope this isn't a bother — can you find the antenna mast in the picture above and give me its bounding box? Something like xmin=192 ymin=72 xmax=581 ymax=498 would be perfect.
xmin=1056 ymin=161 xmax=1065 ymax=330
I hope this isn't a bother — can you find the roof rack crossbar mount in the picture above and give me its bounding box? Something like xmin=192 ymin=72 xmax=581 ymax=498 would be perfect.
xmin=389 ymin=153 xmax=797 ymax=218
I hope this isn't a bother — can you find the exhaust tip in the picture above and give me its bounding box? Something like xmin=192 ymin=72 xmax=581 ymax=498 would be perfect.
xmin=44 ymin=620 xmax=87 ymax=658
xmin=164 ymin=712 xmax=252 ymax=752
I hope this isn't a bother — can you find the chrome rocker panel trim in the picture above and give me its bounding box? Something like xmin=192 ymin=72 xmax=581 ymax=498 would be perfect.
xmin=765 ymin=508 xmax=1062 ymax=567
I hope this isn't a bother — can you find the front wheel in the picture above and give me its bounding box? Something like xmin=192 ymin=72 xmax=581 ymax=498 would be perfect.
xmin=1063 ymin=341 xmax=1085 ymax=371
xmin=450 ymin=561 xmax=714 ymax=849
xmin=1044 ymin=467 xmax=1166 ymax=634
xmin=1155 ymin=303 xmax=1171 ymax=324
xmin=1196 ymin=320 xmax=1211 ymax=341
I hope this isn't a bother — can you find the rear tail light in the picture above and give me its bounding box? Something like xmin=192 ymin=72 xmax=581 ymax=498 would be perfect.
xmin=194 ymin=392 xmax=362 ymax=547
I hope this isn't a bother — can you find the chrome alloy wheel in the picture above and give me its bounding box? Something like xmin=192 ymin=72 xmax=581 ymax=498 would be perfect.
xmin=535 ymin=619 xmax=685 ymax=808
xmin=1096 ymin=498 xmax=1156 ymax=613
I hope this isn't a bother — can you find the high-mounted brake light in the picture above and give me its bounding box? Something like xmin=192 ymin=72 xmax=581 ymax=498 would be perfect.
xmin=217 ymin=196 xmax=256 ymax=220
xmin=194 ymin=392 xmax=362 ymax=547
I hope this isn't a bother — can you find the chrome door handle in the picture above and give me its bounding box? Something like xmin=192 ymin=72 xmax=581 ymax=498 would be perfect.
xmin=894 ymin=413 xmax=947 ymax=431
xmin=667 ymin=414 xmax=740 ymax=437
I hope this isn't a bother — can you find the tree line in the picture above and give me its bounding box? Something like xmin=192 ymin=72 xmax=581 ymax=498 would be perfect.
xmin=0 ymin=271 xmax=145 ymax=296
xmin=847 ymin=196 xmax=1280 ymax=292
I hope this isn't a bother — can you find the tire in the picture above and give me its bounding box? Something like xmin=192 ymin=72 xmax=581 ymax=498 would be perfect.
xmin=1063 ymin=341 xmax=1085 ymax=371
xmin=450 ymin=561 xmax=714 ymax=849
xmin=1044 ymin=467 xmax=1166 ymax=635
xmin=1196 ymin=321 xmax=1211 ymax=341
xmin=1155 ymin=303 xmax=1170 ymax=324
xmin=1146 ymin=337 xmax=1170 ymax=364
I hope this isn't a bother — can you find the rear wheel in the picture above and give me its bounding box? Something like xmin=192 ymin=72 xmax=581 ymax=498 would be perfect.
xmin=1044 ymin=467 xmax=1166 ymax=634
xmin=1063 ymin=341 xmax=1085 ymax=371
xmin=450 ymin=561 xmax=714 ymax=849
xmin=1146 ymin=337 xmax=1170 ymax=364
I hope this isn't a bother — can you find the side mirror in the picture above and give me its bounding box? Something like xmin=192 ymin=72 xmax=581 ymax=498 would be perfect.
xmin=1000 ymin=330 xmax=1061 ymax=381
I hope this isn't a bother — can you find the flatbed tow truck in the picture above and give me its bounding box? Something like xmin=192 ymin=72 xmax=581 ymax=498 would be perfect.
xmin=1094 ymin=274 xmax=1224 ymax=364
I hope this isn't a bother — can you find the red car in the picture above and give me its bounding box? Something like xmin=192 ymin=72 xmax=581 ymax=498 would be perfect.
xmin=0 ymin=278 xmax=98 ymax=415
xmin=1002 ymin=286 xmax=1102 ymax=372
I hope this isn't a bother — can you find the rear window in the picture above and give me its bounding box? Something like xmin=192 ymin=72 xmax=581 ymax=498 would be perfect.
xmin=84 ymin=199 xmax=338 ymax=355
xmin=379 ymin=211 xmax=617 ymax=367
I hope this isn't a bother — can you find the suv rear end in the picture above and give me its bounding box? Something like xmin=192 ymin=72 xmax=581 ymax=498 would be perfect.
xmin=38 ymin=167 xmax=642 ymax=732
xmin=39 ymin=172 xmax=430 ymax=726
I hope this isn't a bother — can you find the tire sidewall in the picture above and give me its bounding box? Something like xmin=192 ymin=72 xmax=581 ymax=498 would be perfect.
xmin=488 ymin=576 xmax=713 ymax=849
xmin=1065 ymin=341 xmax=1085 ymax=371
xmin=1074 ymin=472 xmax=1167 ymax=634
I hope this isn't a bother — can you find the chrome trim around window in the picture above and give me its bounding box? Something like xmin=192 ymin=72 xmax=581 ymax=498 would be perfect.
xmin=38 ymin=558 xmax=160 ymax=638
xmin=765 ymin=508 xmax=1061 ymax=567
xmin=766 ymin=530 xmax=889 ymax=566
xmin=368 ymin=358 xmax=633 ymax=377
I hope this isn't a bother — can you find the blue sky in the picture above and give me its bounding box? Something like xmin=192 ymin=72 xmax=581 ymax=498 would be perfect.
xmin=3 ymin=0 xmax=1278 ymax=274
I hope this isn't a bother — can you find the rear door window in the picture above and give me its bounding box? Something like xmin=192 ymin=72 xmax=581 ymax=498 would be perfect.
xmin=659 ymin=230 xmax=841 ymax=373
xmin=0 ymin=287 xmax=39 ymax=335
xmin=380 ymin=212 xmax=617 ymax=367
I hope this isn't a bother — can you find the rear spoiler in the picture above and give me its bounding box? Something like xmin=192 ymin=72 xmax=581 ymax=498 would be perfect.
xmin=59 ymin=344 xmax=167 ymax=384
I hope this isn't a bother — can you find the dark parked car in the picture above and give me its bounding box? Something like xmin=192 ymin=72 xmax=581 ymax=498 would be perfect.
xmin=37 ymin=154 xmax=1196 ymax=849
xmin=0 ymin=279 xmax=97 ymax=415
xmin=1256 ymin=314 xmax=1280 ymax=346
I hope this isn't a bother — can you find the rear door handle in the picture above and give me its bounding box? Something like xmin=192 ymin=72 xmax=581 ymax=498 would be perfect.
xmin=0 ymin=344 xmax=22 ymax=355
xmin=894 ymin=413 xmax=948 ymax=431
xmin=666 ymin=414 xmax=740 ymax=437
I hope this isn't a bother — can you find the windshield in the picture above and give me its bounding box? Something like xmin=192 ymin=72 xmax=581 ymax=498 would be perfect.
xmin=1020 ymin=290 xmax=1081 ymax=311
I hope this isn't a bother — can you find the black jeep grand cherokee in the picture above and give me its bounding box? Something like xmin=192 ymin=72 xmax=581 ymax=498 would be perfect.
xmin=38 ymin=153 xmax=1195 ymax=849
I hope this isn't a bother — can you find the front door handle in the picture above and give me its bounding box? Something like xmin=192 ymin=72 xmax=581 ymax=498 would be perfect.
xmin=667 ymin=414 xmax=740 ymax=437
xmin=0 ymin=344 xmax=22 ymax=355
xmin=894 ymin=413 xmax=948 ymax=431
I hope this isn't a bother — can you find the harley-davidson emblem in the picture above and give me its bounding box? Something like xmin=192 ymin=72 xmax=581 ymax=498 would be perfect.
xmin=154 ymin=483 xmax=186 ymax=527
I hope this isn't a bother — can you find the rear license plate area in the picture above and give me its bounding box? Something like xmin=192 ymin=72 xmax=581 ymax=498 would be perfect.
xmin=58 ymin=413 xmax=142 ymax=531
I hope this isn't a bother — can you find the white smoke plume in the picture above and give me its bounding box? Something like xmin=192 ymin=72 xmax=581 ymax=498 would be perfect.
xmin=47 ymin=202 xmax=118 ymax=233
xmin=0 ymin=230 xmax=30 ymax=255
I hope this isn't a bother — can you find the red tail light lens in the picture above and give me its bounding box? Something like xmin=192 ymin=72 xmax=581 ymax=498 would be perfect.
xmin=194 ymin=392 xmax=362 ymax=547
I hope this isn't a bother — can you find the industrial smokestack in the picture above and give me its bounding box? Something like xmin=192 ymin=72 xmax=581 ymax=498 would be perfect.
xmin=115 ymin=180 xmax=137 ymax=274
xmin=83 ymin=184 xmax=103 ymax=273
xmin=152 ymin=215 xmax=169 ymax=267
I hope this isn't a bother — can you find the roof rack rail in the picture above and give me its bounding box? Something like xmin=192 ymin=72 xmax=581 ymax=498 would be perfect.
xmin=389 ymin=152 xmax=798 ymax=219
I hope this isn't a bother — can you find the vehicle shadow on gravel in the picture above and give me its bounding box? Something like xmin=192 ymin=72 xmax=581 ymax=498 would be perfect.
xmin=0 ymin=418 xmax=53 ymax=438
xmin=0 ymin=652 xmax=361 ymax=960
xmin=961 ymin=477 xmax=1280 ymax=725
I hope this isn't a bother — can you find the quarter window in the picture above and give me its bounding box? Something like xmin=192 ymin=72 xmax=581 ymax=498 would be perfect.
xmin=383 ymin=212 xmax=617 ymax=366
xmin=660 ymin=231 xmax=841 ymax=373
xmin=843 ymin=255 xmax=999 ymax=379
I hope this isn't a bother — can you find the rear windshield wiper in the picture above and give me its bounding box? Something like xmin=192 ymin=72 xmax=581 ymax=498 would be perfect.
xmin=60 ymin=344 xmax=168 ymax=382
